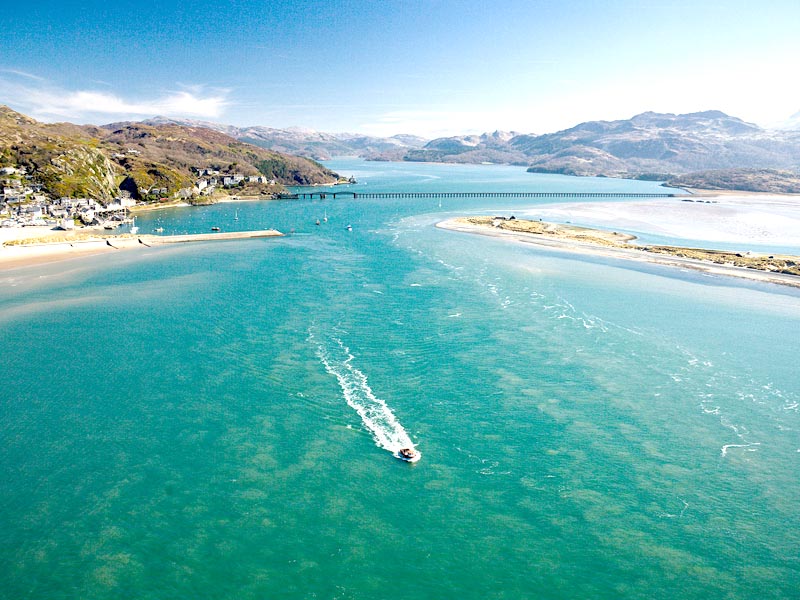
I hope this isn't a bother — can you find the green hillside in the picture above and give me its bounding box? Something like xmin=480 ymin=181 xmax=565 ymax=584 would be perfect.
xmin=0 ymin=106 xmax=339 ymax=200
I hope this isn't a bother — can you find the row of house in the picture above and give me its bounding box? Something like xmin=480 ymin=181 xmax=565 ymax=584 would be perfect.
xmin=192 ymin=173 xmax=276 ymax=196
xmin=0 ymin=161 xmax=281 ymax=227
xmin=1 ymin=169 xmax=49 ymax=225
xmin=1 ymin=194 xmax=137 ymax=228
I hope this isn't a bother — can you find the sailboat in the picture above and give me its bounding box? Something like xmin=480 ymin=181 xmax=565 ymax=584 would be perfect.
xmin=130 ymin=216 xmax=139 ymax=235
xmin=323 ymin=210 xmax=328 ymax=223
xmin=234 ymin=209 xmax=239 ymax=221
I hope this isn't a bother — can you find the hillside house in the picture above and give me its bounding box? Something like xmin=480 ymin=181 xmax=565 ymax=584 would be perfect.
xmin=48 ymin=206 xmax=69 ymax=218
xmin=192 ymin=167 xmax=220 ymax=177
xmin=221 ymin=174 xmax=245 ymax=187
xmin=57 ymin=198 xmax=95 ymax=213
xmin=23 ymin=205 xmax=44 ymax=220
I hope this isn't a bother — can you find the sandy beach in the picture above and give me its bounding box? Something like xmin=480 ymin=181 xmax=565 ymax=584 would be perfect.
xmin=436 ymin=202 xmax=800 ymax=288
xmin=0 ymin=228 xmax=283 ymax=270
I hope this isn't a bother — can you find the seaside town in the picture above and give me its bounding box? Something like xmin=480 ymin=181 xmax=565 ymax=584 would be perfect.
xmin=0 ymin=158 xmax=278 ymax=230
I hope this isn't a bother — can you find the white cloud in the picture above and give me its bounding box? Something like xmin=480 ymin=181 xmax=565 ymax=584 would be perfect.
xmin=0 ymin=68 xmax=46 ymax=81
xmin=0 ymin=71 xmax=230 ymax=123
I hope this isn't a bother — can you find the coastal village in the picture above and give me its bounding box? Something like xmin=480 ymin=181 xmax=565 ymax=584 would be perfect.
xmin=0 ymin=158 xmax=280 ymax=230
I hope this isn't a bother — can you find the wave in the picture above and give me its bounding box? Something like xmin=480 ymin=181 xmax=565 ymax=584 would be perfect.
xmin=310 ymin=329 xmax=417 ymax=456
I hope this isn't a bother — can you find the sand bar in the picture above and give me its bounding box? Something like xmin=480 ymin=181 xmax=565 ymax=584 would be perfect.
xmin=437 ymin=217 xmax=800 ymax=290
xmin=520 ymin=192 xmax=800 ymax=248
xmin=0 ymin=229 xmax=283 ymax=270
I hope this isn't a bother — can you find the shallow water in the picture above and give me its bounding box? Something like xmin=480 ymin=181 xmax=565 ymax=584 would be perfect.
xmin=1 ymin=160 xmax=799 ymax=599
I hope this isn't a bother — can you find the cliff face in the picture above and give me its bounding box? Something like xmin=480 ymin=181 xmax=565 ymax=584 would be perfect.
xmin=44 ymin=146 xmax=121 ymax=200
xmin=0 ymin=106 xmax=339 ymax=199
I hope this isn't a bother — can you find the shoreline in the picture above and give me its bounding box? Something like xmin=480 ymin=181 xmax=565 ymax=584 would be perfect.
xmin=128 ymin=193 xmax=283 ymax=213
xmin=0 ymin=229 xmax=283 ymax=270
xmin=436 ymin=217 xmax=800 ymax=290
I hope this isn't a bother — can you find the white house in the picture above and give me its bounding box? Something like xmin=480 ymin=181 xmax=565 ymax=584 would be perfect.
xmin=222 ymin=174 xmax=245 ymax=187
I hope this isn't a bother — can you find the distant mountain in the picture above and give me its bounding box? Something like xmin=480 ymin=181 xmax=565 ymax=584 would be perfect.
xmin=402 ymin=131 xmax=526 ymax=164
xmin=517 ymin=111 xmax=800 ymax=176
xmin=396 ymin=112 xmax=800 ymax=183
xmin=0 ymin=106 xmax=338 ymax=200
xmin=138 ymin=117 xmax=428 ymax=161
xmin=665 ymin=168 xmax=800 ymax=194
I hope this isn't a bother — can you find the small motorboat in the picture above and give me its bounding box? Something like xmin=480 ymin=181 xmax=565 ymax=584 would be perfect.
xmin=345 ymin=224 xmax=352 ymax=231
xmin=211 ymin=226 xmax=220 ymax=231
xmin=395 ymin=447 xmax=421 ymax=463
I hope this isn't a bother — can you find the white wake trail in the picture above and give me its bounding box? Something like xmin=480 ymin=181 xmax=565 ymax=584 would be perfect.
xmin=311 ymin=330 xmax=416 ymax=455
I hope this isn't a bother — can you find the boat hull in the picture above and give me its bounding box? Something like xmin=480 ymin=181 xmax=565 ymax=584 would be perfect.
xmin=395 ymin=450 xmax=421 ymax=463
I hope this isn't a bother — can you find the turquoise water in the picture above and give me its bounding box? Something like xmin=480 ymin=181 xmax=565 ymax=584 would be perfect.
xmin=2 ymin=160 xmax=799 ymax=599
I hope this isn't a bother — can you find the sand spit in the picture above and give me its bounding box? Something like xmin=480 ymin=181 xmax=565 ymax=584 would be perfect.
xmin=437 ymin=217 xmax=800 ymax=290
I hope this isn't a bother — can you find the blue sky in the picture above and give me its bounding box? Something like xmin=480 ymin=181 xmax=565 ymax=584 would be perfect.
xmin=1 ymin=0 xmax=798 ymax=137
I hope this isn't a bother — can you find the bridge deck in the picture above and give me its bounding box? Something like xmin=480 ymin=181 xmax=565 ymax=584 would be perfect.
xmin=291 ymin=191 xmax=676 ymax=200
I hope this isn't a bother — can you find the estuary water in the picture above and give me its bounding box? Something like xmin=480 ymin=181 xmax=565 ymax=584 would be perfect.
xmin=1 ymin=160 xmax=799 ymax=599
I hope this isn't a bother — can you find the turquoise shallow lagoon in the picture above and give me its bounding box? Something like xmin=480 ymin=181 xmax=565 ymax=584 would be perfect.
xmin=1 ymin=160 xmax=799 ymax=599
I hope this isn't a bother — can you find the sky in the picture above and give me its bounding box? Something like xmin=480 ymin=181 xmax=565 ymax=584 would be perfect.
xmin=1 ymin=0 xmax=799 ymax=138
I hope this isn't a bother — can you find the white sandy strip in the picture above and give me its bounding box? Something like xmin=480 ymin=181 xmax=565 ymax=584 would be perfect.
xmin=435 ymin=219 xmax=800 ymax=290
xmin=0 ymin=229 xmax=282 ymax=270
xmin=0 ymin=226 xmax=76 ymax=244
xmin=517 ymin=193 xmax=800 ymax=248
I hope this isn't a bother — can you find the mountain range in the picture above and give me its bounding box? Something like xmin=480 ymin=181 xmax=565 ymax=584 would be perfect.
xmin=146 ymin=111 xmax=800 ymax=192
xmin=138 ymin=117 xmax=428 ymax=162
xmin=408 ymin=111 xmax=800 ymax=179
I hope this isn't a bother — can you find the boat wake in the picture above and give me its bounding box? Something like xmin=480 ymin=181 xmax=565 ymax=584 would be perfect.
xmin=309 ymin=329 xmax=417 ymax=457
